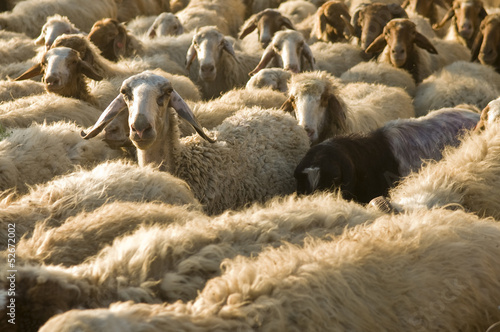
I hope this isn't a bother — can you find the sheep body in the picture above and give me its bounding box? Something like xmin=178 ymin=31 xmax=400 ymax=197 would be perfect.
xmin=0 ymin=80 xmax=45 ymax=102
xmin=39 ymin=208 xmax=500 ymax=332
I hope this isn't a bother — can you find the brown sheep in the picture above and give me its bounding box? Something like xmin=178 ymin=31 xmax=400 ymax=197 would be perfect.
xmin=471 ymin=13 xmax=500 ymax=73
xmin=312 ymin=0 xmax=354 ymax=43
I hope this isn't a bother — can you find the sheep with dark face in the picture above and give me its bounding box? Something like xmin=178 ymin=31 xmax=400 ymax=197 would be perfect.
xmin=82 ymin=71 xmax=309 ymax=215
xmin=294 ymin=107 xmax=479 ymax=203
xmin=471 ymin=13 xmax=500 ymax=73
xmin=312 ymin=0 xmax=353 ymax=43
xmin=433 ymin=0 xmax=488 ymax=49
xmin=238 ymin=8 xmax=295 ymax=50
xmin=280 ymin=71 xmax=414 ymax=145
xmin=366 ymin=18 xmax=470 ymax=83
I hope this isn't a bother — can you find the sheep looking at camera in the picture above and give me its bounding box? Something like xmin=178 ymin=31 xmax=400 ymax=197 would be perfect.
xmin=82 ymin=71 xmax=309 ymax=215
xmin=294 ymin=107 xmax=479 ymax=202
xmin=471 ymin=13 xmax=500 ymax=73
xmin=38 ymin=208 xmax=500 ymax=332
xmin=366 ymin=18 xmax=470 ymax=83
xmin=281 ymin=71 xmax=415 ymax=145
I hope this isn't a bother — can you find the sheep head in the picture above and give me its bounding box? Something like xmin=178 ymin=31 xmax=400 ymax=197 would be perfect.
xmin=51 ymin=34 xmax=97 ymax=67
xmin=239 ymin=9 xmax=295 ymax=48
xmin=249 ymin=29 xmax=315 ymax=76
xmin=313 ymin=1 xmax=354 ymax=43
xmin=14 ymin=47 xmax=102 ymax=101
xmin=433 ymin=0 xmax=487 ymax=44
xmin=402 ymin=0 xmax=449 ymax=24
xmin=280 ymin=71 xmax=347 ymax=145
xmin=147 ymin=12 xmax=184 ymax=39
xmin=186 ymin=26 xmax=238 ymax=82
xmin=82 ymin=71 xmax=215 ymax=148
xmin=366 ymin=19 xmax=438 ymax=68
xmin=246 ymin=68 xmax=291 ymax=92
xmin=88 ymin=18 xmax=129 ymax=62
xmin=475 ymin=97 xmax=500 ymax=132
xmin=351 ymin=3 xmax=408 ymax=50
xmin=471 ymin=13 xmax=500 ymax=69
xmin=35 ymin=15 xmax=84 ymax=50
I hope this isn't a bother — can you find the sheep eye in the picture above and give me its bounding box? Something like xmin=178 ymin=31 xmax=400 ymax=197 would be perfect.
xmin=157 ymin=95 xmax=165 ymax=106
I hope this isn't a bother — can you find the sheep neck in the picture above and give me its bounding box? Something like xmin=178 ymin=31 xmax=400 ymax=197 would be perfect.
xmin=136 ymin=107 xmax=181 ymax=173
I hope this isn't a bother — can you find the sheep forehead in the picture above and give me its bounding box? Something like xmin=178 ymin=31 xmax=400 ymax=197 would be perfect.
xmin=45 ymin=47 xmax=78 ymax=62
xmin=123 ymin=72 xmax=172 ymax=94
xmin=290 ymin=72 xmax=333 ymax=97
xmin=194 ymin=26 xmax=223 ymax=41
xmin=272 ymin=30 xmax=303 ymax=46
xmin=45 ymin=14 xmax=71 ymax=25
xmin=385 ymin=19 xmax=416 ymax=34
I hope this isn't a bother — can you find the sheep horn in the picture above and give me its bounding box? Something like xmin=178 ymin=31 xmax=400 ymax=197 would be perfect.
xmin=432 ymin=8 xmax=454 ymax=30
xmin=249 ymin=45 xmax=276 ymax=76
xmin=169 ymin=90 xmax=215 ymax=143
xmin=14 ymin=63 xmax=44 ymax=81
xmin=81 ymin=94 xmax=127 ymax=139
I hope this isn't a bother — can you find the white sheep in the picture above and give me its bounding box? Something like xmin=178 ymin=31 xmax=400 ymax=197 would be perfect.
xmin=245 ymin=67 xmax=291 ymax=92
xmin=339 ymin=61 xmax=417 ymax=97
xmin=371 ymin=113 xmax=500 ymax=220
xmin=277 ymin=0 xmax=317 ymax=26
xmin=3 ymin=192 xmax=382 ymax=332
xmin=250 ymin=29 xmax=367 ymax=77
xmin=38 ymin=208 xmax=500 ymax=331
xmin=281 ymin=71 xmax=415 ymax=145
xmin=35 ymin=14 xmax=86 ymax=50
xmin=365 ymin=18 xmax=471 ymax=83
xmin=186 ymin=26 xmax=261 ymax=100
xmin=82 ymin=71 xmax=310 ymax=215
xmin=146 ymin=12 xmax=184 ymax=38
xmin=0 ymin=159 xmax=198 ymax=252
xmin=0 ymin=0 xmax=118 ymax=38
xmin=475 ymin=96 xmax=500 ymax=131
xmin=413 ymin=61 xmax=500 ymax=116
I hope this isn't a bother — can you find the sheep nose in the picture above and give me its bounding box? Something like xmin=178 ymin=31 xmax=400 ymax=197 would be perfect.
xmin=285 ymin=64 xmax=299 ymax=73
xmin=201 ymin=64 xmax=215 ymax=73
xmin=131 ymin=120 xmax=152 ymax=139
xmin=45 ymin=75 xmax=60 ymax=86
xmin=304 ymin=126 xmax=315 ymax=138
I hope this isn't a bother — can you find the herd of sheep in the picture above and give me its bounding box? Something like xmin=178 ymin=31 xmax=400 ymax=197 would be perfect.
xmin=0 ymin=0 xmax=499 ymax=330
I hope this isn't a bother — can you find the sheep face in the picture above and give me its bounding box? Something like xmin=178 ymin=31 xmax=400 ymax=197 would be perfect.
xmin=88 ymin=18 xmax=128 ymax=62
xmin=314 ymin=1 xmax=353 ymax=43
xmin=82 ymin=71 xmax=214 ymax=148
xmin=186 ymin=27 xmax=238 ymax=82
xmin=475 ymin=97 xmax=500 ymax=131
xmin=453 ymin=0 xmax=486 ymax=40
xmin=249 ymin=30 xmax=315 ymax=76
xmin=147 ymin=13 xmax=184 ymax=39
xmin=403 ymin=0 xmax=449 ymax=24
xmin=246 ymin=68 xmax=291 ymax=92
xmin=471 ymin=14 xmax=500 ymax=67
xmin=239 ymin=9 xmax=295 ymax=48
xmin=351 ymin=3 xmax=408 ymax=50
xmin=35 ymin=15 xmax=80 ymax=50
xmin=14 ymin=47 xmax=103 ymax=100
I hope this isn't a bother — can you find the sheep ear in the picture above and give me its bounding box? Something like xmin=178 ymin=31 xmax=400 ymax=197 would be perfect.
xmin=365 ymin=34 xmax=387 ymax=54
xmin=341 ymin=14 xmax=355 ymax=38
xmin=147 ymin=25 xmax=157 ymax=39
xmin=475 ymin=105 xmax=490 ymax=132
xmin=81 ymin=94 xmax=126 ymax=139
xmin=279 ymin=16 xmax=295 ymax=30
xmin=325 ymin=92 xmax=347 ymax=133
xmin=387 ymin=3 xmax=408 ymax=19
xmin=34 ymin=32 xmax=45 ymax=45
xmin=314 ymin=8 xmax=328 ymax=40
xmin=415 ymin=32 xmax=438 ymax=54
xmin=351 ymin=4 xmax=367 ymax=38
xmin=249 ymin=44 xmax=276 ymax=76
xmin=80 ymin=59 xmax=103 ymax=81
xmin=222 ymin=38 xmax=239 ymax=63
xmin=302 ymin=167 xmax=320 ymax=193
xmin=14 ymin=63 xmax=44 ymax=81
xmin=432 ymin=8 xmax=454 ymax=30
xmin=113 ymin=26 xmax=128 ymax=59
xmin=185 ymin=42 xmax=197 ymax=71
xmin=280 ymin=96 xmax=295 ymax=115
xmin=470 ymin=30 xmax=483 ymax=61
xmin=478 ymin=6 xmax=488 ymax=21
xmin=302 ymin=43 xmax=316 ymax=70
xmin=169 ymin=90 xmax=215 ymax=143
xmin=238 ymin=13 xmax=260 ymax=39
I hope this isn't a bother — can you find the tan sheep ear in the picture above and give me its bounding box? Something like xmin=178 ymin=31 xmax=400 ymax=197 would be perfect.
xmin=475 ymin=105 xmax=490 ymax=132
xmin=387 ymin=3 xmax=408 ymax=19
xmin=249 ymin=44 xmax=276 ymax=76
xmin=81 ymin=94 xmax=127 ymax=139
xmin=222 ymin=38 xmax=239 ymax=63
xmin=185 ymin=43 xmax=197 ymax=71
xmin=147 ymin=25 xmax=157 ymax=39
xmin=470 ymin=30 xmax=483 ymax=61
xmin=34 ymin=32 xmax=45 ymax=46
xmin=415 ymin=32 xmax=438 ymax=54
xmin=364 ymin=34 xmax=387 ymax=54
xmin=279 ymin=16 xmax=295 ymax=30
xmin=14 ymin=63 xmax=44 ymax=81
xmin=113 ymin=25 xmax=128 ymax=59
xmin=280 ymin=95 xmax=295 ymax=115
xmin=325 ymin=92 xmax=347 ymax=133
xmin=169 ymin=90 xmax=215 ymax=143
xmin=302 ymin=43 xmax=316 ymax=70
xmin=432 ymin=7 xmax=454 ymax=30
xmin=238 ymin=13 xmax=260 ymax=39
xmin=80 ymin=59 xmax=103 ymax=81
xmin=314 ymin=7 xmax=328 ymax=41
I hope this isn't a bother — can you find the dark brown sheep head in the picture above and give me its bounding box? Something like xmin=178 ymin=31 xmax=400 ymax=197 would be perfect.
xmin=239 ymin=9 xmax=295 ymax=48
xmin=313 ymin=1 xmax=354 ymax=43
xmin=366 ymin=19 xmax=438 ymax=69
xmin=471 ymin=13 xmax=500 ymax=70
xmin=14 ymin=47 xmax=102 ymax=102
xmin=433 ymin=0 xmax=487 ymax=44
xmin=402 ymin=0 xmax=449 ymax=25
xmin=351 ymin=2 xmax=408 ymax=50
xmin=88 ymin=18 xmax=129 ymax=62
